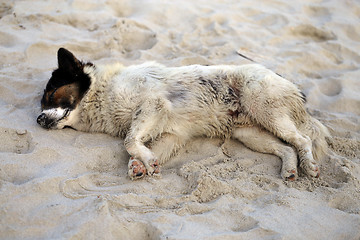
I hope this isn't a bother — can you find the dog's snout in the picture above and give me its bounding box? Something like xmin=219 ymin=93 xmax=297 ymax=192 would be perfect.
xmin=37 ymin=113 xmax=46 ymax=125
xmin=37 ymin=113 xmax=52 ymax=129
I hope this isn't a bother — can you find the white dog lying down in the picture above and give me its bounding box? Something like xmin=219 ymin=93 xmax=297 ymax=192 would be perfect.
xmin=37 ymin=48 xmax=329 ymax=180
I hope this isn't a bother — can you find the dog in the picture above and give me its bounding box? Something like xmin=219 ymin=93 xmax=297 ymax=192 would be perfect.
xmin=37 ymin=48 xmax=329 ymax=180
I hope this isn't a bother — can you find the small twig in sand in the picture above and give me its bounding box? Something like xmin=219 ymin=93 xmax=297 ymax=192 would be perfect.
xmin=236 ymin=51 xmax=255 ymax=62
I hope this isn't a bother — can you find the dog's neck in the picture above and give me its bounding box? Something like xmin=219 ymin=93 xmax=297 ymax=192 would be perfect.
xmin=74 ymin=63 xmax=131 ymax=137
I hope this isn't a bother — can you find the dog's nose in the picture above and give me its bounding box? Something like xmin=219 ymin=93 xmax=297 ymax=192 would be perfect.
xmin=37 ymin=113 xmax=46 ymax=125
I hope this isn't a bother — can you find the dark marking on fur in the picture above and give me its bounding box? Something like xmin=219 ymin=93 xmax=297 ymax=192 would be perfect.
xmin=197 ymin=75 xmax=242 ymax=117
xmin=167 ymin=88 xmax=187 ymax=103
xmin=41 ymin=48 xmax=92 ymax=110
xmin=167 ymin=81 xmax=188 ymax=105
xmin=198 ymin=77 xmax=220 ymax=95
xmin=133 ymin=109 xmax=142 ymax=120
xmin=300 ymin=91 xmax=307 ymax=103
xmin=222 ymin=86 xmax=239 ymax=105
xmin=135 ymin=109 xmax=142 ymax=117
xmin=168 ymin=88 xmax=185 ymax=99
xmin=228 ymin=109 xmax=240 ymax=118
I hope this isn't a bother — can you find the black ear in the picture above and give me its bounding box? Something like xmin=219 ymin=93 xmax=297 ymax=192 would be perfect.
xmin=57 ymin=48 xmax=82 ymax=73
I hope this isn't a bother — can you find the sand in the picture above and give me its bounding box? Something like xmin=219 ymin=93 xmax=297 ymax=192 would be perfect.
xmin=0 ymin=0 xmax=360 ymax=239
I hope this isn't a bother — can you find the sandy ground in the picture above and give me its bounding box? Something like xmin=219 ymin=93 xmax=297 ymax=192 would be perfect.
xmin=0 ymin=0 xmax=360 ymax=239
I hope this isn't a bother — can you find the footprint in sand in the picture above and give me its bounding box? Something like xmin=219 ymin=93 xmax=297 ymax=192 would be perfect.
xmin=115 ymin=19 xmax=157 ymax=52
xmin=318 ymin=78 xmax=342 ymax=97
xmin=0 ymin=127 xmax=34 ymax=154
xmin=0 ymin=2 xmax=13 ymax=19
xmin=0 ymin=31 xmax=18 ymax=48
xmin=89 ymin=18 xmax=157 ymax=59
xmin=289 ymin=24 xmax=336 ymax=42
xmin=303 ymin=5 xmax=331 ymax=21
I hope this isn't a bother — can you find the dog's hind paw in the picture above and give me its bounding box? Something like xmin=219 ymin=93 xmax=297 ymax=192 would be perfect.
xmin=128 ymin=158 xmax=147 ymax=180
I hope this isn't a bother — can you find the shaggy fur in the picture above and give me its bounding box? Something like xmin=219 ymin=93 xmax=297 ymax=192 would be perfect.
xmin=38 ymin=48 xmax=329 ymax=180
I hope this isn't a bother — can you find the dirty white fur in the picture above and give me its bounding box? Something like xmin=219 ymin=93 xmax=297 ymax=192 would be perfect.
xmin=42 ymin=108 xmax=67 ymax=119
xmin=58 ymin=62 xmax=329 ymax=180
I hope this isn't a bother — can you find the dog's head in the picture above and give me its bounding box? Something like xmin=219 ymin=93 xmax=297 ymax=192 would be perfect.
xmin=37 ymin=48 xmax=91 ymax=129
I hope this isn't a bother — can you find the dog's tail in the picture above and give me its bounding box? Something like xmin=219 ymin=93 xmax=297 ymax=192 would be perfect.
xmin=299 ymin=116 xmax=330 ymax=162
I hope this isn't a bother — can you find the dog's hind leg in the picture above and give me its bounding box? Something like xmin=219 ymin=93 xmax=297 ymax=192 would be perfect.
xmin=232 ymin=126 xmax=298 ymax=180
xmin=258 ymin=115 xmax=320 ymax=178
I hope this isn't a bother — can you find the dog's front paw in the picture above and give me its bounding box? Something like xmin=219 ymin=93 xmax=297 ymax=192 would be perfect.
xmin=128 ymin=157 xmax=147 ymax=180
xmin=128 ymin=157 xmax=161 ymax=180
xmin=145 ymin=158 xmax=161 ymax=176
xmin=281 ymin=168 xmax=298 ymax=181
xmin=300 ymin=160 xmax=320 ymax=178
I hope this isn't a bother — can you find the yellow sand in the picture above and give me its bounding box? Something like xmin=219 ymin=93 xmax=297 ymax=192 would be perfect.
xmin=0 ymin=0 xmax=359 ymax=239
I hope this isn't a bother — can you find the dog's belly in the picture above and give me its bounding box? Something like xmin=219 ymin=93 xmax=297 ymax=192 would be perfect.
xmin=162 ymin=102 xmax=236 ymax=139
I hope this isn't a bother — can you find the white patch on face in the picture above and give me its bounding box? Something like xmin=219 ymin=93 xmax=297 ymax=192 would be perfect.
xmin=42 ymin=107 xmax=68 ymax=120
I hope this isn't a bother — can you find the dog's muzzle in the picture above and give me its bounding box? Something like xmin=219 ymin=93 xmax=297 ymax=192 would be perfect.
xmin=37 ymin=113 xmax=53 ymax=129
xmin=37 ymin=108 xmax=70 ymax=129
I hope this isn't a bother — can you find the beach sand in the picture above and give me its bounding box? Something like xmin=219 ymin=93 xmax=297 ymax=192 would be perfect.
xmin=0 ymin=0 xmax=359 ymax=239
